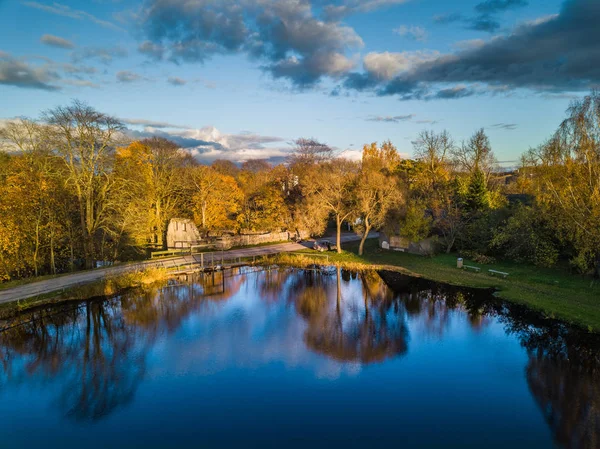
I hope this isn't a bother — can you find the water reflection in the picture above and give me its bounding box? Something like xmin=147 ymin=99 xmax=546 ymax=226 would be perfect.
xmin=0 ymin=299 xmax=148 ymax=420
xmin=380 ymin=271 xmax=600 ymax=449
xmin=0 ymin=267 xmax=598 ymax=449
xmin=299 ymin=268 xmax=408 ymax=363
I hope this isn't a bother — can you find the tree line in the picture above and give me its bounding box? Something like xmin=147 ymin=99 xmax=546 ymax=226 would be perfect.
xmin=1 ymin=93 xmax=599 ymax=281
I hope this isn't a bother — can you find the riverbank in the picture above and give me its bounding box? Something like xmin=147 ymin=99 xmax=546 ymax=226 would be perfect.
xmin=0 ymin=268 xmax=169 ymax=318
xmin=271 ymin=239 xmax=600 ymax=332
xmin=3 ymin=236 xmax=598 ymax=332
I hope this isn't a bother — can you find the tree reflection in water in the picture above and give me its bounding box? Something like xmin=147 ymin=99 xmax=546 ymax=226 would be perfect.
xmin=0 ymin=298 xmax=148 ymax=421
xmin=0 ymin=266 xmax=598 ymax=449
xmin=380 ymin=271 xmax=600 ymax=449
xmin=0 ymin=270 xmax=234 ymax=421
xmin=295 ymin=267 xmax=408 ymax=364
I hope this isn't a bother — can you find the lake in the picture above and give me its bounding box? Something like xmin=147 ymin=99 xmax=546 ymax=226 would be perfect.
xmin=0 ymin=266 xmax=598 ymax=448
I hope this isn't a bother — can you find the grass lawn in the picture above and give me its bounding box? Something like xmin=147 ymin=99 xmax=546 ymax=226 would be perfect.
xmin=292 ymin=238 xmax=600 ymax=331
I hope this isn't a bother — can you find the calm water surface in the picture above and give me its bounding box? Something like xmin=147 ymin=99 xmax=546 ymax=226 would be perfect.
xmin=0 ymin=267 xmax=598 ymax=449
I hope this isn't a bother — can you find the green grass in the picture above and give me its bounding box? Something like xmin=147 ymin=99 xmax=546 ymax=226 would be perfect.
xmin=288 ymin=238 xmax=600 ymax=332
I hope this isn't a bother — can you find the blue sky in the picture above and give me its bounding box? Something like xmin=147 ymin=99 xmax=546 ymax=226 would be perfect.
xmin=1 ymin=0 xmax=596 ymax=164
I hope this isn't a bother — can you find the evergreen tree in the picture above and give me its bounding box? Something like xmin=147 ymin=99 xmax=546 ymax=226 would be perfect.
xmin=465 ymin=170 xmax=489 ymax=212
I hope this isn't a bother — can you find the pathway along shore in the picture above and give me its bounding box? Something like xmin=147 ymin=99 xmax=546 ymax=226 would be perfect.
xmin=0 ymin=233 xmax=370 ymax=305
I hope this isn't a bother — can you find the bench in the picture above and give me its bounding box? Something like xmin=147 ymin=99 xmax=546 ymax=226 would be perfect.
xmin=489 ymin=269 xmax=509 ymax=278
xmin=463 ymin=265 xmax=481 ymax=273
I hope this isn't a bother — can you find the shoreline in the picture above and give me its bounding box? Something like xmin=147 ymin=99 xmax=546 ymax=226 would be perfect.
xmin=1 ymin=240 xmax=598 ymax=334
xmin=265 ymin=242 xmax=600 ymax=333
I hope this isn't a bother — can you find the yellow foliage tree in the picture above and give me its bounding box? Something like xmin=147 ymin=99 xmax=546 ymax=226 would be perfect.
xmin=191 ymin=166 xmax=243 ymax=231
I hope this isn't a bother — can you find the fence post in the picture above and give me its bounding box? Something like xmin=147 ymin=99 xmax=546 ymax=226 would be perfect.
xmin=201 ymin=253 xmax=204 ymax=269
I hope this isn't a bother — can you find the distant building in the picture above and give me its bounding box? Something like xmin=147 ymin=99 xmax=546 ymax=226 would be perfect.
xmin=379 ymin=232 xmax=437 ymax=256
xmin=166 ymin=218 xmax=201 ymax=248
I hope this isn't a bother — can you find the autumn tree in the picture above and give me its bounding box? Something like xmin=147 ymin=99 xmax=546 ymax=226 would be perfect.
xmin=191 ymin=165 xmax=242 ymax=231
xmin=43 ymin=101 xmax=124 ymax=269
xmin=355 ymin=142 xmax=403 ymax=255
xmin=115 ymin=137 xmax=194 ymax=249
xmin=306 ymin=159 xmax=358 ymax=253
xmin=285 ymin=138 xmax=336 ymax=236
xmin=525 ymin=92 xmax=600 ymax=273
xmin=0 ymin=119 xmax=76 ymax=277
xmin=211 ymin=159 xmax=240 ymax=178
xmin=237 ymin=161 xmax=288 ymax=232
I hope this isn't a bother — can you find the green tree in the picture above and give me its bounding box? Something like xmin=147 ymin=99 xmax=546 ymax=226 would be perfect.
xmin=465 ymin=169 xmax=490 ymax=212
xmin=491 ymin=205 xmax=559 ymax=267
xmin=524 ymin=92 xmax=600 ymax=273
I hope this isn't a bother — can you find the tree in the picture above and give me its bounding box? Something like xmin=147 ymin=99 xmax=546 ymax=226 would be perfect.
xmin=115 ymin=138 xmax=193 ymax=249
xmin=400 ymin=200 xmax=432 ymax=243
xmin=191 ymin=166 xmax=242 ymax=231
xmin=355 ymin=142 xmax=403 ymax=255
xmin=524 ymin=92 xmax=600 ymax=273
xmin=241 ymin=159 xmax=271 ymax=173
xmin=435 ymin=199 xmax=464 ymax=254
xmin=452 ymin=128 xmax=497 ymax=184
xmin=306 ymin=159 xmax=358 ymax=253
xmin=409 ymin=130 xmax=459 ymax=252
xmin=43 ymin=101 xmax=124 ymax=269
xmin=412 ymin=129 xmax=453 ymax=189
xmin=0 ymin=119 xmax=76 ymax=277
xmin=211 ymin=159 xmax=240 ymax=178
xmin=288 ymin=138 xmax=333 ymax=169
xmin=491 ymin=205 xmax=559 ymax=267
xmin=234 ymin=161 xmax=289 ymax=232
xmin=465 ymin=169 xmax=490 ymax=212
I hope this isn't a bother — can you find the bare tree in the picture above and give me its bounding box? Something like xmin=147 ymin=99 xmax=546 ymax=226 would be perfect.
xmin=241 ymin=159 xmax=271 ymax=173
xmin=452 ymin=128 xmax=497 ymax=183
xmin=288 ymin=138 xmax=333 ymax=168
xmin=413 ymin=130 xmax=454 ymax=178
xmin=0 ymin=118 xmax=49 ymax=154
xmin=43 ymin=100 xmax=124 ymax=269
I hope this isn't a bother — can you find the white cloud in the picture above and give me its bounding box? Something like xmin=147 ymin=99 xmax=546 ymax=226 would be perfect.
xmin=363 ymin=50 xmax=440 ymax=80
xmin=23 ymin=1 xmax=124 ymax=31
xmin=123 ymin=123 xmax=290 ymax=164
xmin=40 ymin=34 xmax=75 ymax=49
xmin=393 ymin=25 xmax=428 ymax=42
xmin=116 ymin=71 xmax=144 ymax=83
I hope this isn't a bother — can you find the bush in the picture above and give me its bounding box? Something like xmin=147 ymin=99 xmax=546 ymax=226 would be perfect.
xmin=491 ymin=205 xmax=559 ymax=267
xmin=460 ymin=250 xmax=496 ymax=265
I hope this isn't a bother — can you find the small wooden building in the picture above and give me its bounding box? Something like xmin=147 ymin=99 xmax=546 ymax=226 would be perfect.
xmin=379 ymin=233 xmax=437 ymax=256
xmin=166 ymin=218 xmax=201 ymax=249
